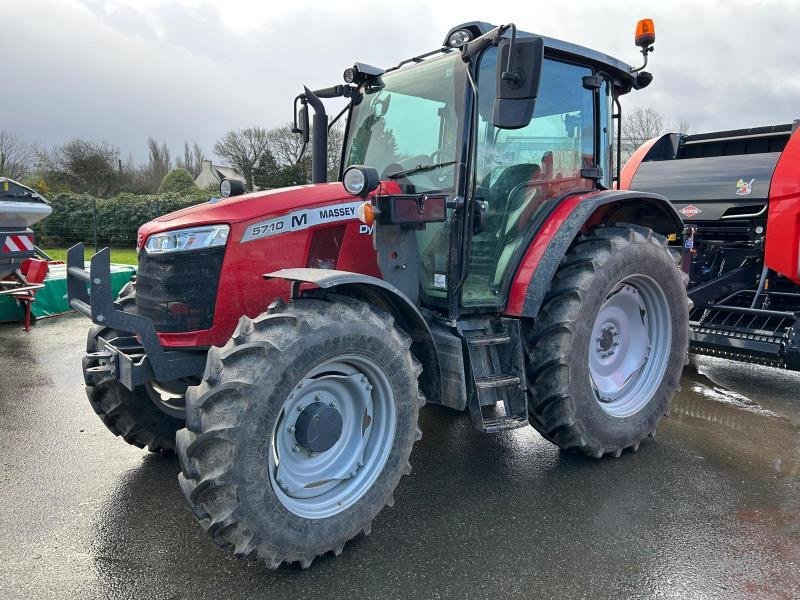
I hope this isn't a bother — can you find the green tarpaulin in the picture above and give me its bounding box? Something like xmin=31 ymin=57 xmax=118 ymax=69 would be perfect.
xmin=0 ymin=263 xmax=136 ymax=323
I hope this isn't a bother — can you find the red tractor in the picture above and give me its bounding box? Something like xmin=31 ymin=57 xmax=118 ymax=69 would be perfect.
xmin=69 ymin=20 xmax=688 ymax=568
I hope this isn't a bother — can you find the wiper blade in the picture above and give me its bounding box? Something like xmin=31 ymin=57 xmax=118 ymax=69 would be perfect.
xmin=385 ymin=160 xmax=456 ymax=180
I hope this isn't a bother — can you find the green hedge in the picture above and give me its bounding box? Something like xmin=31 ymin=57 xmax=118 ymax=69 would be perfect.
xmin=35 ymin=189 xmax=214 ymax=247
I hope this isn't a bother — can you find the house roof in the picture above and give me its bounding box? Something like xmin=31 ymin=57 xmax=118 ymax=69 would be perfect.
xmin=214 ymin=165 xmax=243 ymax=181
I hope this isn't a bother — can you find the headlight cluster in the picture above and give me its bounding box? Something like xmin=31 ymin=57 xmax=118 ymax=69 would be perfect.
xmin=144 ymin=224 xmax=230 ymax=255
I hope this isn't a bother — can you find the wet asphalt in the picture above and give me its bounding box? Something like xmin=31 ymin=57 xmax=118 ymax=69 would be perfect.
xmin=1 ymin=313 xmax=798 ymax=600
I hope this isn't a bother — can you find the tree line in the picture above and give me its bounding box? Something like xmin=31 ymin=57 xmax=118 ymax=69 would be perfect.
xmin=0 ymin=122 xmax=344 ymax=199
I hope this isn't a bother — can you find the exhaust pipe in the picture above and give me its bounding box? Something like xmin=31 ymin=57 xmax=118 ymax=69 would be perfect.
xmin=303 ymin=87 xmax=328 ymax=184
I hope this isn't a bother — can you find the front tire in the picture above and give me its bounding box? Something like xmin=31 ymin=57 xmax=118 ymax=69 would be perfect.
xmin=84 ymin=291 xmax=184 ymax=453
xmin=526 ymin=224 xmax=688 ymax=458
xmin=176 ymin=295 xmax=424 ymax=569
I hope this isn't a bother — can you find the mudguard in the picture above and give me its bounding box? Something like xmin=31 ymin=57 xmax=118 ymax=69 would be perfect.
xmin=505 ymin=190 xmax=683 ymax=318
xmin=263 ymin=268 xmax=442 ymax=406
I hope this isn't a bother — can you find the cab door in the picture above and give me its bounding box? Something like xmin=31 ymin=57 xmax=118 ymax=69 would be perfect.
xmin=462 ymin=48 xmax=602 ymax=309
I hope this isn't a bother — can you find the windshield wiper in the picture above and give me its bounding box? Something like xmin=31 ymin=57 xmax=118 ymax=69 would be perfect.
xmin=385 ymin=160 xmax=457 ymax=180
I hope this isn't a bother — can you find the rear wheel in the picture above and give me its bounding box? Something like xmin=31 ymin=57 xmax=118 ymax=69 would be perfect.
xmin=176 ymin=295 xmax=424 ymax=568
xmin=526 ymin=224 xmax=688 ymax=458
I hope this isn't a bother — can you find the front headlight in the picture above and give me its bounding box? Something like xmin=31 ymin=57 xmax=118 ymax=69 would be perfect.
xmin=144 ymin=224 xmax=230 ymax=255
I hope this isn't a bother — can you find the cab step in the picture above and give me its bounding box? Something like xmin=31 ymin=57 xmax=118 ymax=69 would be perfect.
xmin=459 ymin=318 xmax=529 ymax=433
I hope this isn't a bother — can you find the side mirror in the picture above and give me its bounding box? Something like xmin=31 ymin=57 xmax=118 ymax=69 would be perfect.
xmin=492 ymin=36 xmax=544 ymax=130
xmin=293 ymin=98 xmax=310 ymax=144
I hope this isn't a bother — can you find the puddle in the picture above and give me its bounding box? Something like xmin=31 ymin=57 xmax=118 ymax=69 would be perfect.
xmin=669 ymin=364 xmax=800 ymax=478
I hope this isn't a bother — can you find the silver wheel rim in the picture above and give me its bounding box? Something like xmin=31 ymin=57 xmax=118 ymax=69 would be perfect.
xmin=145 ymin=380 xmax=186 ymax=419
xmin=269 ymin=355 xmax=397 ymax=519
xmin=588 ymin=275 xmax=672 ymax=418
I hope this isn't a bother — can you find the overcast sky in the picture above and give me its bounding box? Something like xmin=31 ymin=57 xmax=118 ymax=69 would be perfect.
xmin=3 ymin=0 xmax=799 ymax=163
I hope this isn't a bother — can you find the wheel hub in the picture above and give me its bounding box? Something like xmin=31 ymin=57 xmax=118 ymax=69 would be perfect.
xmin=268 ymin=359 xmax=397 ymax=519
xmin=294 ymin=401 xmax=343 ymax=454
xmin=587 ymin=277 xmax=672 ymax=418
xmin=596 ymin=322 xmax=619 ymax=357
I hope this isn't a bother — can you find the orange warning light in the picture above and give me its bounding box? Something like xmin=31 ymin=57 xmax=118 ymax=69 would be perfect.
xmin=635 ymin=19 xmax=655 ymax=48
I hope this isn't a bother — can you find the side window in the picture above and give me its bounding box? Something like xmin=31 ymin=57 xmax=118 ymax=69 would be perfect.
xmin=464 ymin=50 xmax=596 ymax=307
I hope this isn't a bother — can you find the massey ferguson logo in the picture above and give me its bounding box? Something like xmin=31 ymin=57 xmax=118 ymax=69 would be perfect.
xmin=679 ymin=205 xmax=702 ymax=218
xmin=736 ymin=178 xmax=755 ymax=196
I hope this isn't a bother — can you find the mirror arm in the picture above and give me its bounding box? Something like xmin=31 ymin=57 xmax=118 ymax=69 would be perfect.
xmin=500 ymin=24 xmax=521 ymax=85
xmin=460 ymin=23 xmax=513 ymax=62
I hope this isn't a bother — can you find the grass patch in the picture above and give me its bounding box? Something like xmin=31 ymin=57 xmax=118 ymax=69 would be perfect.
xmin=43 ymin=247 xmax=138 ymax=265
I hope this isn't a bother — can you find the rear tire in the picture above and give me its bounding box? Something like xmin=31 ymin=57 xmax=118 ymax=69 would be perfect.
xmin=176 ymin=295 xmax=424 ymax=569
xmin=525 ymin=224 xmax=688 ymax=458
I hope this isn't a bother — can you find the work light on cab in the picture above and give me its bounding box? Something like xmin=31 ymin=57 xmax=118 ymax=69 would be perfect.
xmin=342 ymin=165 xmax=379 ymax=197
xmin=447 ymin=29 xmax=472 ymax=47
xmin=220 ymin=178 xmax=245 ymax=198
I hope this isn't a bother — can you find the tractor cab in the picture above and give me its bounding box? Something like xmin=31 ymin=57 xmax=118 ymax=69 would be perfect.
xmin=295 ymin=21 xmax=656 ymax=318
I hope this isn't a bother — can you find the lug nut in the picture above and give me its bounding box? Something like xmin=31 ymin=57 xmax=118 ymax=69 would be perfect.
xmin=292 ymin=445 xmax=301 ymax=453
xmin=314 ymin=393 xmax=321 ymax=400
xmin=288 ymin=425 xmax=296 ymax=433
xmin=296 ymin=403 xmax=304 ymax=412
xmin=329 ymin=400 xmax=337 ymax=408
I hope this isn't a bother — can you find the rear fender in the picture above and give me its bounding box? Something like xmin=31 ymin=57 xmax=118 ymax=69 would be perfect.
xmin=264 ymin=268 xmax=442 ymax=406
xmin=505 ymin=190 xmax=683 ymax=318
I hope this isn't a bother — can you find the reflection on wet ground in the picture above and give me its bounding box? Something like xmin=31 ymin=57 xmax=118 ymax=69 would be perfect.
xmin=1 ymin=314 xmax=799 ymax=599
xmin=671 ymin=363 xmax=800 ymax=478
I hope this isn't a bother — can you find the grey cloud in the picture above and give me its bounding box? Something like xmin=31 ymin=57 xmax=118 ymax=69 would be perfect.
xmin=2 ymin=0 xmax=798 ymax=164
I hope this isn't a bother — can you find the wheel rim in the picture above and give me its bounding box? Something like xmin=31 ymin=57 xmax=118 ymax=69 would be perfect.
xmin=269 ymin=355 xmax=397 ymax=519
xmin=145 ymin=380 xmax=186 ymax=419
xmin=588 ymin=274 xmax=672 ymax=418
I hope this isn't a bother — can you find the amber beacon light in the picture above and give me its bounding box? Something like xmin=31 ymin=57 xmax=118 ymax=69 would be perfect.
xmin=635 ymin=18 xmax=655 ymax=48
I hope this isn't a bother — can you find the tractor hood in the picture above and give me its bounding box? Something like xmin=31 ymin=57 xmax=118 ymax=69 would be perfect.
xmin=138 ymin=182 xmax=352 ymax=241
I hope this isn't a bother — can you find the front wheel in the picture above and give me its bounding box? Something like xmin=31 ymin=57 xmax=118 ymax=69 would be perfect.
xmin=84 ymin=291 xmax=185 ymax=452
xmin=526 ymin=224 xmax=688 ymax=458
xmin=176 ymin=295 xmax=424 ymax=569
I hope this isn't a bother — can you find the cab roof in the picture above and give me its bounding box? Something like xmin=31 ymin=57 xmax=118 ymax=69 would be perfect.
xmin=445 ymin=21 xmax=641 ymax=92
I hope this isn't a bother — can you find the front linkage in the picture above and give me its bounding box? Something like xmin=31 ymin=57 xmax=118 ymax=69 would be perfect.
xmin=67 ymin=243 xmax=206 ymax=390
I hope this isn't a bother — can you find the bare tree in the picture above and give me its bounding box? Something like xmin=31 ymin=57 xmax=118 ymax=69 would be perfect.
xmin=214 ymin=127 xmax=271 ymax=190
xmin=266 ymin=123 xmax=306 ymax=168
xmin=177 ymin=141 xmax=206 ymax=177
xmin=621 ymin=108 xmax=691 ymax=162
xmin=146 ymin=138 xmax=172 ymax=189
xmin=264 ymin=120 xmax=345 ymax=182
xmin=0 ymin=131 xmax=37 ymax=180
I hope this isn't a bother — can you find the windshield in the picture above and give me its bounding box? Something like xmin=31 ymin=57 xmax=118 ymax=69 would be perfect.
xmin=343 ymin=53 xmax=462 ymax=194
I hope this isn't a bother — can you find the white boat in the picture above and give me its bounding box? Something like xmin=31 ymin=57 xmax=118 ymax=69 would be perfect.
xmin=1 ymin=178 xmax=52 ymax=279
